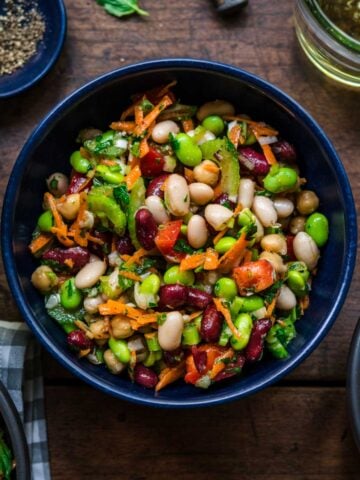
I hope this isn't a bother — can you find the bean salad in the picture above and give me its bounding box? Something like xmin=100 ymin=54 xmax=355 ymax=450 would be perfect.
xmin=29 ymin=82 xmax=329 ymax=391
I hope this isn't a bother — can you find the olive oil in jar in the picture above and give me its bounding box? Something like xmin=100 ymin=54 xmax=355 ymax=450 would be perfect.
xmin=318 ymin=0 xmax=360 ymax=41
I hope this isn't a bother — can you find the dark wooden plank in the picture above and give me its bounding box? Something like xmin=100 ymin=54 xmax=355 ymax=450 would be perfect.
xmin=0 ymin=0 xmax=359 ymax=385
xmin=45 ymin=385 xmax=360 ymax=479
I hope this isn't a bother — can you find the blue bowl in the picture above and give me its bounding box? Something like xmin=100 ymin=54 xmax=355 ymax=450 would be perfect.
xmin=1 ymin=59 xmax=357 ymax=407
xmin=0 ymin=0 xmax=66 ymax=98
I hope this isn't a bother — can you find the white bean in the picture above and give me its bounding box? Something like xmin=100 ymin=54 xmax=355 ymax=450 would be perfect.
xmin=238 ymin=179 xmax=255 ymax=209
xmin=158 ymin=311 xmax=184 ymax=351
xmin=75 ymin=261 xmax=106 ymax=289
xmin=252 ymin=196 xmax=278 ymax=227
xmin=197 ymin=100 xmax=235 ymax=122
xmin=273 ymin=197 xmax=295 ymax=218
xmin=56 ymin=193 xmax=81 ymax=221
xmin=293 ymin=232 xmax=320 ymax=270
xmin=84 ymin=295 xmax=103 ymax=314
xmin=164 ymin=174 xmax=190 ymax=217
xmin=145 ymin=195 xmax=170 ymax=224
xmin=187 ymin=215 xmax=208 ymax=248
xmin=189 ymin=183 xmax=214 ymax=205
xmin=79 ymin=210 xmax=95 ymax=230
xmin=193 ymin=160 xmax=219 ymax=186
xmin=103 ymin=349 xmax=126 ymax=374
xmin=261 ymin=234 xmax=287 ymax=255
xmin=259 ymin=251 xmax=287 ymax=274
xmin=276 ymin=285 xmax=297 ymax=310
xmin=204 ymin=204 xmax=233 ymax=231
xmin=151 ymin=120 xmax=179 ymax=144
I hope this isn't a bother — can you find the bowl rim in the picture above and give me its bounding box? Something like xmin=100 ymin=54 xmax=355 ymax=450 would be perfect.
xmin=1 ymin=58 xmax=357 ymax=408
xmin=0 ymin=0 xmax=67 ymax=99
xmin=347 ymin=317 xmax=360 ymax=451
xmin=0 ymin=381 xmax=31 ymax=479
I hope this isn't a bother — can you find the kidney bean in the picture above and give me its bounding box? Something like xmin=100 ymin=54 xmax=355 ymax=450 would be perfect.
xmin=238 ymin=147 xmax=270 ymax=176
xmin=163 ymin=347 xmax=184 ymax=367
xmin=271 ymin=140 xmax=297 ymax=163
xmin=88 ymin=230 xmax=112 ymax=258
xmin=115 ymin=234 xmax=135 ymax=255
xmin=135 ymin=208 xmax=158 ymax=250
xmin=187 ymin=288 xmax=212 ymax=309
xmin=213 ymin=355 xmax=246 ymax=382
xmin=42 ymin=247 xmax=90 ymax=273
xmin=67 ymin=172 xmax=93 ymax=194
xmin=146 ymin=174 xmax=170 ymax=199
xmin=214 ymin=193 xmax=236 ymax=210
xmin=67 ymin=330 xmax=94 ymax=351
xmin=158 ymin=284 xmax=188 ymax=309
xmin=245 ymin=318 xmax=272 ymax=362
xmin=191 ymin=346 xmax=208 ymax=374
xmin=133 ymin=364 xmax=158 ymax=389
xmin=200 ymin=304 xmax=223 ymax=342
xmin=140 ymin=148 xmax=165 ymax=177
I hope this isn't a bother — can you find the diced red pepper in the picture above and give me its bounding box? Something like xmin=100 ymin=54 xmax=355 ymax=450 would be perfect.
xmin=140 ymin=148 xmax=165 ymax=177
xmin=155 ymin=220 xmax=182 ymax=256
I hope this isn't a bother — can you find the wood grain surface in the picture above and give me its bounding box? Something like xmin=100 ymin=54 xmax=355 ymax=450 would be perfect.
xmin=0 ymin=0 xmax=359 ymax=477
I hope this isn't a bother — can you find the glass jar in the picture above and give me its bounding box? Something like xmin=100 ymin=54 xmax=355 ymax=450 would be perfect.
xmin=294 ymin=0 xmax=360 ymax=88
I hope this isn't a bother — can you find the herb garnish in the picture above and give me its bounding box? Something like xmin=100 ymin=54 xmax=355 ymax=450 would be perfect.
xmin=97 ymin=0 xmax=149 ymax=18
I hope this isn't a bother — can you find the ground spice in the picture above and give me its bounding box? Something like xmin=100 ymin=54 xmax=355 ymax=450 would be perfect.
xmin=0 ymin=0 xmax=45 ymax=76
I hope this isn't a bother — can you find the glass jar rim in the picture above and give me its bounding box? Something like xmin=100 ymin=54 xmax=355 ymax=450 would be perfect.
xmin=304 ymin=0 xmax=360 ymax=53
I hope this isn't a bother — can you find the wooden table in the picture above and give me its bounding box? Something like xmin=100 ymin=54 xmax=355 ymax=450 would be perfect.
xmin=1 ymin=0 xmax=359 ymax=478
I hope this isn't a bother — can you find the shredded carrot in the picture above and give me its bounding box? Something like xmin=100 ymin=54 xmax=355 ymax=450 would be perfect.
xmin=120 ymin=104 xmax=135 ymax=121
xmin=243 ymin=249 xmax=252 ymax=264
xmin=86 ymin=233 xmax=105 ymax=245
xmin=213 ymin=298 xmax=241 ymax=340
xmin=203 ymin=163 xmax=220 ymax=174
xmin=213 ymin=229 xmax=227 ymax=245
xmin=179 ymin=253 xmax=206 ymax=272
xmin=126 ymin=165 xmax=142 ymax=190
xmin=110 ymin=121 xmax=136 ymax=133
xmin=187 ymin=311 xmax=203 ymax=320
xmin=64 ymin=258 xmax=74 ymax=269
xmin=99 ymin=300 xmax=144 ymax=318
xmin=218 ymin=231 xmax=248 ymax=273
xmin=223 ymin=115 xmax=278 ymax=136
xmin=29 ymin=233 xmax=53 ymax=256
xmin=154 ymin=80 xmax=177 ymax=101
xmin=124 ymin=248 xmax=148 ymax=267
xmin=118 ymin=270 xmax=143 ymax=282
xmin=134 ymin=104 xmax=144 ymax=126
xmin=260 ymin=143 xmax=278 ymax=165
xmin=129 ymin=155 xmax=140 ymax=169
xmin=300 ymin=295 xmax=310 ymax=312
xmin=79 ymin=147 xmax=91 ymax=160
xmin=182 ymin=118 xmax=194 ymax=132
xmin=130 ymin=316 xmax=158 ymax=331
xmin=99 ymin=159 xmax=118 ymax=167
xmin=184 ymin=167 xmax=194 ymax=183
xmin=134 ymin=95 xmax=173 ymax=136
xmin=266 ymin=297 xmax=277 ymax=318
xmin=213 ymin=182 xmax=223 ymax=198
xmin=111 ymin=236 xmax=117 ymax=253
xmin=233 ymin=203 xmax=243 ymax=217
xmin=120 ymin=254 xmax=131 ymax=262
xmin=203 ymin=248 xmax=219 ymax=270
xmin=69 ymin=192 xmax=88 ymax=247
xmin=155 ymin=361 xmax=186 ymax=392
xmin=45 ymin=192 xmax=74 ymax=247
xmin=228 ymin=124 xmax=241 ymax=149
xmin=139 ymin=137 xmax=150 ymax=158
xmin=208 ymin=348 xmax=235 ymax=380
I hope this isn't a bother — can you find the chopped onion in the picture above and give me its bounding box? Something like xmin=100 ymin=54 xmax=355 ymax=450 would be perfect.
xmin=45 ymin=293 xmax=60 ymax=309
xmin=258 ymin=135 xmax=278 ymax=145
xmin=114 ymin=138 xmax=128 ymax=149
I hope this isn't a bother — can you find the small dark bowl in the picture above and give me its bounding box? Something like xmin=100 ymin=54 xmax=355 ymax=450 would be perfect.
xmin=347 ymin=318 xmax=360 ymax=450
xmin=1 ymin=59 xmax=357 ymax=407
xmin=0 ymin=0 xmax=66 ymax=98
xmin=0 ymin=381 xmax=30 ymax=479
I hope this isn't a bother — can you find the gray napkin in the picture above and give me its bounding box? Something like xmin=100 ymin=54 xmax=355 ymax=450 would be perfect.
xmin=0 ymin=321 xmax=51 ymax=479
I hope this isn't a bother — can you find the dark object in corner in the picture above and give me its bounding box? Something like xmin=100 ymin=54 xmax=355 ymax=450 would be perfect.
xmin=213 ymin=0 xmax=248 ymax=14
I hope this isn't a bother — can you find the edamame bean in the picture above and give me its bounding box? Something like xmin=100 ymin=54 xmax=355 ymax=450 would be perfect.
xmin=37 ymin=210 xmax=53 ymax=232
xmin=230 ymin=313 xmax=253 ymax=351
xmin=287 ymin=261 xmax=309 ymax=297
xmin=214 ymin=277 xmax=237 ymax=300
xmin=143 ymin=350 xmax=162 ymax=367
xmin=202 ymin=115 xmax=225 ymax=136
xmin=230 ymin=295 xmax=264 ymax=315
xmin=215 ymin=236 xmax=237 ymax=254
xmin=263 ymin=166 xmax=298 ymax=193
xmin=163 ymin=265 xmax=195 ymax=286
xmin=305 ymin=212 xmax=329 ymax=247
xmin=140 ymin=274 xmax=161 ymax=294
xmin=172 ymin=133 xmax=202 ymax=167
xmin=108 ymin=337 xmax=131 ymax=364
xmin=70 ymin=151 xmax=91 ymax=174
xmin=60 ymin=278 xmax=82 ymax=310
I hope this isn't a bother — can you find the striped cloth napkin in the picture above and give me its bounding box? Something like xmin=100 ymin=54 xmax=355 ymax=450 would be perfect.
xmin=0 ymin=321 xmax=51 ymax=479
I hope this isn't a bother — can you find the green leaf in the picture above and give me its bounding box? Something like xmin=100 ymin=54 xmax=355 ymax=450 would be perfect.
xmin=113 ymin=184 xmax=130 ymax=212
xmin=97 ymin=0 xmax=149 ymax=18
xmin=46 ymin=304 xmax=85 ymax=333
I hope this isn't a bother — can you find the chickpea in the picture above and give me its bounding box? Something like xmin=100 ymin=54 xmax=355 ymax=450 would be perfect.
xmin=296 ymin=190 xmax=319 ymax=215
xmin=57 ymin=193 xmax=81 ymax=221
xmin=193 ymin=160 xmax=219 ymax=187
xmin=89 ymin=319 xmax=109 ymax=339
xmin=261 ymin=234 xmax=287 ymax=255
xmin=31 ymin=265 xmax=58 ymax=293
xmin=84 ymin=295 xmax=103 ymax=314
xmin=103 ymin=349 xmax=126 ymax=374
xmin=46 ymin=172 xmax=69 ymax=197
xmin=111 ymin=315 xmax=134 ymax=339
xmin=289 ymin=216 xmax=306 ymax=235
